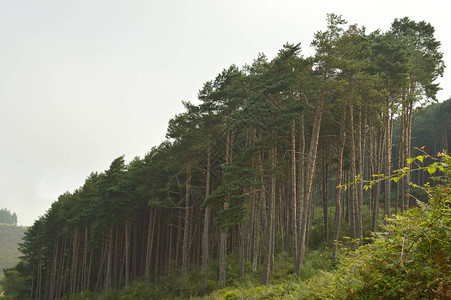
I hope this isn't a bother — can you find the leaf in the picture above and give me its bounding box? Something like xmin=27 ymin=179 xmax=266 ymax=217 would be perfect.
xmin=427 ymin=167 xmax=436 ymax=175
xmin=406 ymin=158 xmax=414 ymax=164
xmin=391 ymin=177 xmax=400 ymax=183
xmin=416 ymin=155 xmax=424 ymax=163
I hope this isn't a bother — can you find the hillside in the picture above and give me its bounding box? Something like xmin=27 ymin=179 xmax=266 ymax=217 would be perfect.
xmin=0 ymin=224 xmax=25 ymax=273
xmin=1 ymin=14 xmax=448 ymax=299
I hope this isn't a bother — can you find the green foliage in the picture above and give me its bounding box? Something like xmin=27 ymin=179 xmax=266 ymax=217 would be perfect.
xmin=0 ymin=270 xmax=27 ymax=300
xmin=0 ymin=209 xmax=17 ymax=226
xmin=302 ymin=196 xmax=450 ymax=299
xmin=0 ymin=262 xmax=30 ymax=300
xmin=0 ymin=224 xmax=25 ymax=291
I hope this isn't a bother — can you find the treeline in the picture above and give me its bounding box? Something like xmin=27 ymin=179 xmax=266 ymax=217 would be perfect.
xmin=0 ymin=209 xmax=17 ymax=226
xmin=2 ymin=14 xmax=446 ymax=299
xmin=411 ymin=99 xmax=450 ymax=156
xmin=401 ymin=99 xmax=451 ymax=189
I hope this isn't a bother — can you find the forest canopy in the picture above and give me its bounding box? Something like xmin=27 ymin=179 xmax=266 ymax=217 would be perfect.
xmin=0 ymin=209 xmax=17 ymax=226
xmin=1 ymin=14 xmax=448 ymax=299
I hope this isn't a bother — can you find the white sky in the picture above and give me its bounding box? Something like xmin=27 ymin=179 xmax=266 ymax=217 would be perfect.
xmin=1 ymin=0 xmax=450 ymax=226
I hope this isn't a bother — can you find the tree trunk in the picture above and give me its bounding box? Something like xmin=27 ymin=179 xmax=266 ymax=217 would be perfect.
xmin=295 ymin=114 xmax=306 ymax=273
xmin=349 ymin=103 xmax=362 ymax=243
xmin=263 ymin=140 xmax=277 ymax=285
xmin=181 ymin=160 xmax=192 ymax=296
xmin=105 ymin=224 xmax=113 ymax=291
xmin=384 ymin=95 xmax=393 ymax=218
xmin=333 ymin=108 xmax=346 ymax=258
xmin=298 ymin=69 xmax=327 ymax=272
xmin=124 ymin=220 xmax=131 ymax=286
xmin=202 ymin=142 xmax=212 ymax=294
xmin=371 ymin=126 xmax=384 ymax=231
xmin=219 ymin=123 xmax=232 ymax=289
xmin=145 ymin=208 xmax=155 ymax=281
xmin=322 ymin=142 xmax=329 ymax=243
xmin=291 ymin=119 xmax=298 ymax=265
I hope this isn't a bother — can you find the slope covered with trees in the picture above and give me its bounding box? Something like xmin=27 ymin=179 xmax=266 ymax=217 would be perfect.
xmin=1 ymin=14 xmax=447 ymax=299
xmin=0 ymin=224 xmax=25 ymax=289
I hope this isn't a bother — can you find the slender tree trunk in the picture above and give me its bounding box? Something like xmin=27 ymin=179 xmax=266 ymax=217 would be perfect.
xmin=181 ymin=160 xmax=192 ymax=296
xmin=263 ymin=139 xmax=277 ymax=285
xmin=333 ymin=108 xmax=346 ymax=258
xmin=291 ymin=119 xmax=298 ymax=265
xmin=82 ymin=226 xmax=88 ymax=290
xmin=105 ymin=224 xmax=113 ymax=291
xmin=358 ymin=106 xmax=366 ymax=228
xmin=175 ymin=207 xmax=183 ymax=269
xmin=145 ymin=208 xmax=155 ymax=280
xmin=254 ymin=132 xmax=265 ymax=273
xmin=322 ymin=142 xmax=329 ymax=243
xmin=70 ymin=228 xmax=79 ymax=295
xmin=87 ymin=243 xmax=93 ymax=290
xmin=295 ymin=114 xmax=306 ymax=273
xmin=49 ymin=235 xmax=59 ymax=300
xmin=154 ymin=213 xmax=161 ymax=278
xmin=240 ymin=130 xmax=253 ymax=281
xmin=405 ymin=101 xmax=413 ymax=207
xmin=299 ymin=68 xmax=327 ymax=271
xmin=371 ymin=126 xmax=384 ymax=231
xmin=349 ymin=103 xmax=362 ymax=242
xmin=384 ymin=95 xmax=393 ymax=219
xmin=356 ymin=107 xmax=364 ymax=241
xmin=202 ymin=142 xmax=212 ymax=294
xmin=219 ymin=123 xmax=232 ymax=289
xmin=124 ymin=219 xmax=131 ymax=286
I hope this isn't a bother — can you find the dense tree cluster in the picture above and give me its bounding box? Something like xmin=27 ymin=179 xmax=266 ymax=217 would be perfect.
xmin=212 ymin=153 xmax=451 ymax=299
xmin=0 ymin=209 xmax=17 ymax=226
xmin=1 ymin=14 xmax=446 ymax=299
xmin=411 ymin=99 xmax=451 ymax=156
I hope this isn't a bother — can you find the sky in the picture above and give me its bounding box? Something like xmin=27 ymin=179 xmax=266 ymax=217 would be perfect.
xmin=1 ymin=0 xmax=450 ymax=226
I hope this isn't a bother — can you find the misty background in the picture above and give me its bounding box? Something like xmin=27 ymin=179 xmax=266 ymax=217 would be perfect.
xmin=1 ymin=0 xmax=450 ymax=226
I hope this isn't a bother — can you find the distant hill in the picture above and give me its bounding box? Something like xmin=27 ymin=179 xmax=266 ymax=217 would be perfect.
xmin=0 ymin=224 xmax=26 ymax=273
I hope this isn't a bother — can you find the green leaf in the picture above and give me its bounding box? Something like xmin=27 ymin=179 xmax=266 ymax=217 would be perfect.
xmin=391 ymin=177 xmax=400 ymax=183
xmin=416 ymin=155 xmax=424 ymax=163
xmin=406 ymin=158 xmax=414 ymax=164
xmin=427 ymin=167 xmax=436 ymax=175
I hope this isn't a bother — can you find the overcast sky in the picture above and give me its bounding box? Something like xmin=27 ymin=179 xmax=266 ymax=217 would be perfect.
xmin=1 ymin=0 xmax=450 ymax=226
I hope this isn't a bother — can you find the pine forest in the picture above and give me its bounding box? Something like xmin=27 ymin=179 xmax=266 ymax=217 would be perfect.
xmin=2 ymin=14 xmax=450 ymax=299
